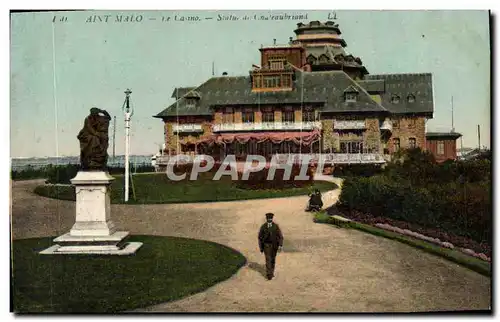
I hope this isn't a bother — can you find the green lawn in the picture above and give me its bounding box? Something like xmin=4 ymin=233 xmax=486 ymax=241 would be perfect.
xmin=12 ymin=235 xmax=246 ymax=313
xmin=34 ymin=172 xmax=338 ymax=204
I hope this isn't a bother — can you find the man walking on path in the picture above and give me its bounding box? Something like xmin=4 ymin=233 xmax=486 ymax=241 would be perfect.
xmin=258 ymin=213 xmax=284 ymax=280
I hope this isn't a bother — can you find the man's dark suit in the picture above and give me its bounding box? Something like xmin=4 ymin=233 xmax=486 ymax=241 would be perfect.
xmin=258 ymin=222 xmax=284 ymax=279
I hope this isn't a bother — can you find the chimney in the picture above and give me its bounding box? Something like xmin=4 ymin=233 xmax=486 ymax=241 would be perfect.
xmin=273 ymin=38 xmax=276 ymax=45
xmin=289 ymin=37 xmax=293 ymax=44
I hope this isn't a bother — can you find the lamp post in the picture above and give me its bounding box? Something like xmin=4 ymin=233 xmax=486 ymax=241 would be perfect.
xmin=123 ymin=89 xmax=134 ymax=202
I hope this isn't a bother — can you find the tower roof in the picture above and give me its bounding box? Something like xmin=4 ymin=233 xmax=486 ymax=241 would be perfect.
xmin=294 ymin=21 xmax=347 ymax=48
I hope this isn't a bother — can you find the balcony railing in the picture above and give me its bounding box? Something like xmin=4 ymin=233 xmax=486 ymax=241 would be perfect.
xmin=334 ymin=120 xmax=366 ymax=130
xmin=212 ymin=121 xmax=322 ymax=132
xmin=173 ymin=124 xmax=203 ymax=133
xmin=155 ymin=153 xmax=386 ymax=166
xmin=273 ymin=153 xmax=386 ymax=164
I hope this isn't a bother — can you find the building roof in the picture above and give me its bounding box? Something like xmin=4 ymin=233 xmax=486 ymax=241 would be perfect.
xmin=425 ymin=131 xmax=462 ymax=139
xmin=357 ymin=79 xmax=385 ymax=93
xmin=365 ymin=73 xmax=434 ymax=115
xmin=171 ymin=87 xmax=196 ymax=99
xmin=154 ymin=71 xmax=388 ymax=118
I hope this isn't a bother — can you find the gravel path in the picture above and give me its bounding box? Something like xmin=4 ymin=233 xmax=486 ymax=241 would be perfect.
xmin=11 ymin=177 xmax=491 ymax=312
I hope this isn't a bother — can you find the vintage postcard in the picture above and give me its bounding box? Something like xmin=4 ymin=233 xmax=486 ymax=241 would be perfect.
xmin=10 ymin=9 xmax=491 ymax=313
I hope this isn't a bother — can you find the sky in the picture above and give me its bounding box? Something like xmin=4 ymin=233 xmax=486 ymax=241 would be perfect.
xmin=10 ymin=10 xmax=491 ymax=157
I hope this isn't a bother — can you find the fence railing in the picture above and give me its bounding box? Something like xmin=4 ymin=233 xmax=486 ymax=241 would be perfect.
xmin=333 ymin=120 xmax=366 ymax=130
xmin=173 ymin=124 xmax=203 ymax=133
xmin=155 ymin=153 xmax=386 ymax=166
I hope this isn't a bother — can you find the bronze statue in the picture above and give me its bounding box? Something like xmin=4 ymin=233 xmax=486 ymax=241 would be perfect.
xmin=77 ymin=108 xmax=112 ymax=170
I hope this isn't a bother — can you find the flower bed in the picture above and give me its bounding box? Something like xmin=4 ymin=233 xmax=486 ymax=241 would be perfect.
xmin=333 ymin=207 xmax=491 ymax=258
xmin=374 ymin=223 xmax=490 ymax=262
xmin=236 ymin=163 xmax=314 ymax=190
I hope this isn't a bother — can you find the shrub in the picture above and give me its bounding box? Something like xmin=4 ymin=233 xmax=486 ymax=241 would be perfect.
xmin=11 ymin=165 xmax=51 ymax=180
xmin=338 ymin=176 xmax=491 ymax=245
xmin=332 ymin=164 xmax=384 ymax=178
xmin=313 ymin=211 xmax=331 ymax=224
xmin=46 ymin=164 xmax=80 ymax=184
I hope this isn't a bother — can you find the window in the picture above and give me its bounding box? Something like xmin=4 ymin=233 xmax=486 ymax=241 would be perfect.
xmin=340 ymin=141 xmax=363 ymax=154
xmin=282 ymin=75 xmax=291 ymax=88
xmin=223 ymin=108 xmax=234 ymax=123
xmin=408 ymin=118 xmax=416 ymax=129
xmin=282 ymin=110 xmax=295 ymax=123
xmin=254 ymin=76 xmax=262 ymax=88
xmin=391 ymin=95 xmax=400 ymax=104
xmin=242 ymin=111 xmax=254 ymax=123
xmin=407 ymin=94 xmax=416 ymax=103
xmin=437 ymin=141 xmax=445 ymax=155
xmin=319 ymin=54 xmax=330 ymax=64
xmin=393 ymin=138 xmax=400 ymax=152
xmin=262 ymin=111 xmax=274 ymax=123
xmin=307 ymin=54 xmax=317 ymax=65
xmin=409 ymin=138 xmax=417 ymax=149
xmin=269 ymin=60 xmax=285 ymax=70
xmin=185 ymin=98 xmax=196 ymax=107
xmin=303 ymin=110 xmax=315 ymax=122
xmin=345 ymin=93 xmax=357 ymax=103
xmin=392 ymin=119 xmax=400 ymax=128
xmin=264 ymin=76 xmax=281 ymax=88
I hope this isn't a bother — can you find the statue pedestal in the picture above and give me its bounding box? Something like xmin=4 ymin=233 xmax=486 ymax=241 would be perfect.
xmin=40 ymin=171 xmax=142 ymax=255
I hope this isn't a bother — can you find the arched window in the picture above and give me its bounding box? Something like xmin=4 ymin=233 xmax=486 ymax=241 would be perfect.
xmin=409 ymin=137 xmax=417 ymax=149
xmin=393 ymin=138 xmax=400 ymax=152
xmin=391 ymin=94 xmax=400 ymax=104
xmin=306 ymin=54 xmax=317 ymax=65
xmin=319 ymin=54 xmax=330 ymax=64
xmin=407 ymin=94 xmax=416 ymax=103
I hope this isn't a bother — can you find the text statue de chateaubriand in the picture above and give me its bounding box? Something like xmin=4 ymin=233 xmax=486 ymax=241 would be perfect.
xmin=77 ymin=108 xmax=112 ymax=170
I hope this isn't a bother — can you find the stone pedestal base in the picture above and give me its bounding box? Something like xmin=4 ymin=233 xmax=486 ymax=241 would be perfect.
xmin=40 ymin=171 xmax=142 ymax=256
xmin=40 ymin=232 xmax=143 ymax=255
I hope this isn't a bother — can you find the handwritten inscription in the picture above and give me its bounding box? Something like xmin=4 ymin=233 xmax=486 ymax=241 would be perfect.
xmin=52 ymin=12 xmax=337 ymax=24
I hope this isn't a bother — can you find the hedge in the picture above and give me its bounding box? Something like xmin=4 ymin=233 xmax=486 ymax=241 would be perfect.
xmin=235 ymin=164 xmax=313 ymax=190
xmin=338 ymin=175 xmax=491 ymax=245
xmin=11 ymin=164 xmax=155 ymax=184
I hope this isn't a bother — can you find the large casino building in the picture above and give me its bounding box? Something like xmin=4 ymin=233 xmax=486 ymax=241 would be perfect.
xmin=154 ymin=20 xmax=461 ymax=165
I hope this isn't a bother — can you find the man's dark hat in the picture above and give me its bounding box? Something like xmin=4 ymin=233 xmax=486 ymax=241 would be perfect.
xmin=265 ymin=213 xmax=274 ymax=219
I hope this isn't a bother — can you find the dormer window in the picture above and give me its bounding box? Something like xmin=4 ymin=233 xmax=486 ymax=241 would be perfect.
xmin=307 ymin=54 xmax=317 ymax=65
xmin=407 ymin=94 xmax=416 ymax=103
xmin=319 ymin=54 xmax=330 ymax=64
xmin=391 ymin=94 xmax=400 ymax=104
xmin=345 ymin=93 xmax=357 ymax=103
xmin=264 ymin=76 xmax=281 ymax=88
xmin=185 ymin=98 xmax=196 ymax=107
xmin=269 ymin=60 xmax=285 ymax=70
xmin=344 ymin=85 xmax=359 ymax=103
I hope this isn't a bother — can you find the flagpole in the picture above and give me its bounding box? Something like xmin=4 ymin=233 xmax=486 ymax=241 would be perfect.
xmin=124 ymin=89 xmax=133 ymax=202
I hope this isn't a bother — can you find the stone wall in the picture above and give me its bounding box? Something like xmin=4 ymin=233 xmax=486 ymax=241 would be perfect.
xmin=214 ymin=111 xmax=223 ymax=124
xmin=234 ymin=108 xmax=243 ymax=123
xmin=274 ymin=109 xmax=282 ymax=122
xmin=321 ymin=119 xmax=335 ymax=152
xmin=164 ymin=118 xmax=214 ymax=153
xmin=294 ymin=109 xmax=303 ymax=122
xmin=388 ymin=116 xmax=426 ymax=152
xmin=164 ymin=122 xmax=177 ymax=152
xmin=255 ymin=109 xmax=262 ymax=123
xmin=363 ymin=118 xmax=382 ymax=153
